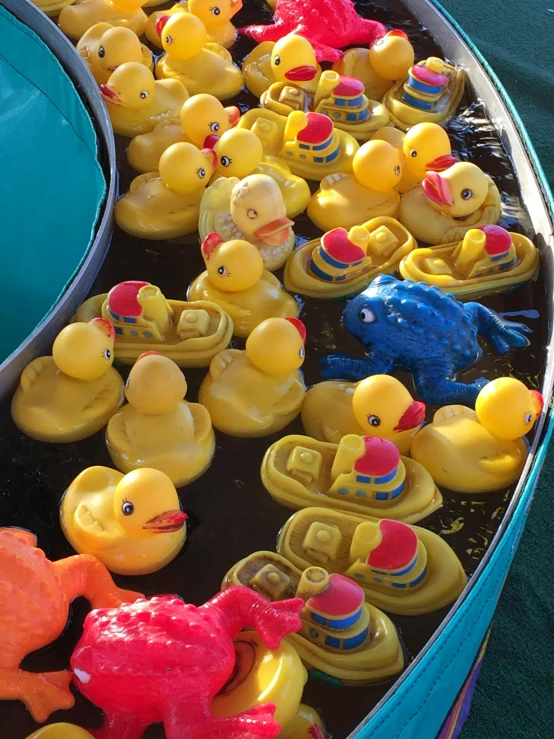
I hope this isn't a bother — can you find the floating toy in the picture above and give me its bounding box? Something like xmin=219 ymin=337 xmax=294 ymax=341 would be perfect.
xmin=145 ymin=0 xmax=242 ymax=49
xmin=116 ymin=142 xmax=216 ymax=239
xmin=127 ymin=93 xmax=240 ymax=174
xmin=74 ymin=281 xmax=233 ymax=367
xmin=199 ymin=317 xmax=307 ymax=437
xmin=199 ymin=174 xmax=295 ymax=271
xmin=61 ymin=467 xmax=188 ymax=575
xmin=399 ymin=161 xmax=502 ymax=245
xmin=33 ymin=0 xmax=75 ymax=17
xmin=240 ymin=0 xmax=386 ymax=63
xmin=106 ymin=353 xmax=216 ymax=487
xmin=307 ymin=140 xmax=403 ymax=231
xmin=100 ymin=62 xmax=189 ymax=138
xmin=321 ymin=275 xmax=531 ymax=406
xmin=242 ymin=41 xmax=322 ymax=99
xmin=0 ymin=528 xmax=141 ymax=722
xmin=11 ymin=319 xmax=124 ymax=443
xmin=397 ymin=122 xmax=454 ymax=191
xmin=188 ymin=233 xmax=299 ymax=338
xmin=284 ymin=219 xmax=415 ymax=299
xmin=25 ymin=726 xmax=94 ymax=739
xmin=238 ymin=109 xmax=359 ymax=180
xmin=262 ymin=434 xmax=441 ymax=524
xmin=209 ymin=129 xmax=311 ymax=219
xmin=411 ymin=378 xmax=543 ymax=493
xmin=71 ymin=589 xmax=303 ymax=739
xmin=383 ymin=57 xmax=465 ymax=131
xmin=58 ymin=0 xmax=148 ymax=40
xmin=301 ymin=375 xmax=426 ymax=454
xmin=223 ymin=553 xmax=404 ymax=685
xmin=277 ymin=508 xmax=468 ymax=616
xmin=155 ymin=14 xmax=243 ymax=101
xmin=333 ymin=30 xmax=415 ymax=100
xmin=400 ymin=226 xmax=539 ymax=299
xmin=77 ymin=23 xmax=152 ymax=85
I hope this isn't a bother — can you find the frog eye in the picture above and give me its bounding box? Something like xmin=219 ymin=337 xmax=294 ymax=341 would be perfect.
xmin=220 ymin=156 xmax=231 ymax=167
xmin=410 ymin=150 xmax=417 ymax=158
xmin=122 ymin=500 xmax=134 ymax=516
xmin=359 ymin=307 xmax=375 ymax=324
xmin=525 ymin=412 xmax=532 ymax=424
xmin=274 ymin=55 xmax=281 ymax=66
xmin=461 ymin=188 xmax=473 ymax=200
xmin=98 ymin=46 xmax=105 ymax=58
xmin=209 ymin=121 xmax=220 ymax=133
xmin=394 ymin=165 xmax=401 ymax=175
xmin=299 ymin=347 xmax=305 ymax=359
xmin=217 ymin=265 xmax=227 ymax=275
xmin=140 ymin=90 xmax=149 ymax=99
xmin=211 ymin=5 xmax=221 ymax=14
xmin=165 ymin=34 xmax=173 ymax=45
xmin=103 ymin=349 xmax=112 ymax=360
xmin=368 ymin=414 xmax=381 ymax=427
xmin=247 ymin=208 xmax=258 ymax=219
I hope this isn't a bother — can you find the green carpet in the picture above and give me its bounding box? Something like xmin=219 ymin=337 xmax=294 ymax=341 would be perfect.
xmin=436 ymin=0 xmax=554 ymax=736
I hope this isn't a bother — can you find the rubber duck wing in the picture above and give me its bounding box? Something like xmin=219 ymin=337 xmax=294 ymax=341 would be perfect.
xmin=204 ymin=42 xmax=233 ymax=62
xmin=18 ymin=357 xmax=51 ymax=393
xmin=81 ymin=381 xmax=123 ymax=420
xmin=271 ymin=376 xmax=305 ymax=414
xmin=208 ymin=348 xmax=243 ymax=381
xmin=479 ymin=451 xmax=523 ymax=476
xmin=433 ymin=405 xmax=475 ymax=424
xmin=188 ymin=403 xmax=214 ymax=443
xmin=319 ymin=172 xmax=349 ymax=190
xmin=106 ymin=412 xmax=134 ymax=455
xmin=199 ymin=177 xmax=239 ymax=239
xmin=129 ymin=172 xmax=160 ymax=194
xmin=211 ymin=297 xmax=252 ymax=321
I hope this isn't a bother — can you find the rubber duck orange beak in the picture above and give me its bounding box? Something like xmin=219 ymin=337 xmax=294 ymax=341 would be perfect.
xmin=394 ymin=400 xmax=426 ymax=431
xmin=203 ymin=134 xmax=220 ymax=149
xmin=285 ymin=65 xmax=318 ymax=82
xmin=254 ymin=216 xmax=294 ymax=245
xmin=426 ymin=154 xmax=457 ymax=171
xmin=225 ymin=105 xmax=241 ymax=126
xmin=100 ymin=84 xmax=121 ymax=105
xmin=156 ymin=14 xmax=171 ymax=37
xmin=201 ymin=147 xmax=218 ymax=170
xmin=530 ymin=389 xmax=544 ymax=418
xmin=143 ymin=510 xmax=188 ymax=533
xmin=422 ymin=171 xmax=453 ymax=207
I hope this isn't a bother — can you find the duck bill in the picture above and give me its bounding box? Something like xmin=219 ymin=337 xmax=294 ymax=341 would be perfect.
xmin=285 ymin=65 xmax=318 ymax=82
xmin=254 ymin=217 xmax=294 ymax=246
xmin=143 ymin=510 xmax=188 ymax=533
xmin=225 ymin=105 xmax=241 ymax=126
xmin=425 ymin=154 xmax=457 ymax=172
xmin=530 ymin=389 xmax=544 ymax=418
xmin=394 ymin=400 xmax=426 ymax=431
xmin=201 ymin=147 xmax=218 ymax=171
xmin=231 ymin=0 xmax=243 ymax=9
xmin=422 ymin=171 xmax=453 ymax=207
xmin=100 ymin=84 xmax=121 ymax=106
xmin=156 ymin=14 xmax=171 ymax=37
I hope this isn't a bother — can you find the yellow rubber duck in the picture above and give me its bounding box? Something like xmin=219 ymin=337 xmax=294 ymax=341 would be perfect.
xmin=58 ymin=0 xmax=148 ymax=41
xmin=199 ymin=173 xmax=296 ymax=271
xmin=260 ymin=33 xmax=321 ymax=115
xmin=61 ymin=466 xmax=188 ymax=575
xmin=199 ymin=317 xmax=307 ymax=437
xmin=115 ymin=141 xmax=217 ymax=239
xmin=411 ymin=377 xmax=544 ymax=493
xmin=25 ymin=726 xmax=94 ymax=739
xmin=333 ymin=30 xmax=415 ymax=100
xmin=127 ymin=93 xmax=240 ymax=174
xmin=11 ymin=319 xmax=124 ymax=443
xmin=100 ymin=62 xmax=189 ymax=138
xmin=155 ymin=14 xmax=243 ymax=101
xmin=188 ymin=233 xmax=299 ymax=338
xmin=399 ymin=161 xmax=502 ymax=245
xmin=145 ymin=0 xmax=242 ymax=49
xmin=302 ymin=375 xmax=426 ymax=455
xmin=307 ymin=139 xmax=402 ymax=231
xmin=242 ymin=40 xmax=322 ymax=99
xmin=106 ymin=352 xmax=216 ymax=487
xmin=77 ymin=23 xmax=152 ymax=85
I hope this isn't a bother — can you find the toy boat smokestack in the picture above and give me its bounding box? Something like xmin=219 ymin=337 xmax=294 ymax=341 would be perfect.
xmin=137 ymin=284 xmax=172 ymax=335
xmin=295 ymin=566 xmax=330 ymax=600
xmin=331 ymin=434 xmax=366 ymax=481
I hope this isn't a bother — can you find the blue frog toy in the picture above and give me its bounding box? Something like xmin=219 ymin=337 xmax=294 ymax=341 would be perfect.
xmin=321 ymin=275 xmax=531 ymax=406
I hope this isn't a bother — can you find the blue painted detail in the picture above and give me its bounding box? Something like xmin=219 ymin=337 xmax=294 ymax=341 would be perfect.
xmin=354 ymin=572 xmax=365 ymax=579
xmin=346 ymin=112 xmax=358 ymax=121
xmin=375 ymin=492 xmax=389 ymax=500
xmin=335 ymin=98 xmax=347 ymax=106
xmin=299 ymin=143 xmax=310 ymax=150
xmin=309 ymin=261 xmax=334 ymax=282
xmin=325 ymin=635 xmax=341 ymax=648
xmin=402 ymin=92 xmax=437 ymax=110
xmin=347 ymin=95 xmax=364 ymax=107
xmin=391 ymin=483 xmax=405 ymax=499
xmin=336 ymin=274 xmax=347 ymax=281
xmin=109 ymin=310 xmax=120 ymax=321
xmin=410 ymin=566 xmax=428 ymax=587
xmin=326 ymin=148 xmax=340 ymax=163
xmin=115 ymin=326 xmax=123 ymax=335
xmin=356 ymin=474 xmax=371 ymax=483
xmin=333 ymin=112 xmax=341 ymax=119
xmin=129 ymin=330 xmax=138 ymax=337
xmin=343 ymin=627 xmax=370 ymax=649
xmin=300 ymin=154 xmax=307 ymax=159
xmin=328 ymin=609 xmax=362 ymax=629
xmin=375 ymin=469 xmax=397 ymax=484
xmin=320 ymin=248 xmax=352 ymax=269
xmin=309 ymin=628 xmax=319 ymax=639
xmin=373 ymin=577 xmax=383 ymax=583
xmin=143 ymin=331 xmax=153 ymax=339
xmin=123 ymin=316 xmax=136 ymax=324
xmin=314 ymin=156 xmax=324 ymax=163
xmin=311 ymin=613 xmax=326 ymax=625
xmin=337 ymin=487 xmax=349 ymax=495
xmin=286 ymin=151 xmax=293 ymax=156
xmin=313 ymin=136 xmax=334 ymax=151
xmin=355 ymin=489 xmax=366 ymax=497
xmin=407 ymin=76 xmax=445 ymax=94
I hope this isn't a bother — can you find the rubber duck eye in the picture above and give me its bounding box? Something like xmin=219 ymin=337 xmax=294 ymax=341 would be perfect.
xmin=165 ymin=34 xmax=173 ymax=44
xmin=197 ymin=168 xmax=206 ymax=178
xmin=122 ymin=500 xmax=134 ymax=516
xmin=247 ymin=208 xmax=258 ymax=219
xmin=359 ymin=307 xmax=375 ymax=324
xmin=368 ymin=414 xmax=381 ymax=427
xmin=461 ymin=188 xmax=473 ymax=200
xmin=394 ymin=165 xmax=401 ymax=175
xmin=103 ymin=349 xmax=112 ymax=360
xmin=274 ymin=55 xmax=281 ymax=66
xmin=98 ymin=46 xmax=105 ymax=58
xmin=410 ymin=150 xmax=417 ymax=158
xmin=210 ymin=5 xmax=221 ymax=14
xmin=220 ymin=156 xmax=231 ymax=167
xmin=217 ymin=266 xmax=227 ymax=275
xmin=209 ymin=121 xmax=220 ymax=132
xmin=140 ymin=91 xmax=148 ymax=99
xmin=525 ymin=412 xmax=533 ymax=424
xmin=299 ymin=347 xmax=305 ymax=359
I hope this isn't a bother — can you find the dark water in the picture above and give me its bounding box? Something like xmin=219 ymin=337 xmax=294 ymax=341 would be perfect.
xmin=0 ymin=1 xmax=548 ymax=737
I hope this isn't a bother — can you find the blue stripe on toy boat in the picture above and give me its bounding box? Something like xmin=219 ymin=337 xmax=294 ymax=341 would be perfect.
xmin=325 ymin=148 xmax=340 ymax=163
xmin=407 ymin=76 xmax=445 ymax=95
xmin=372 ymin=557 xmax=418 ymax=578
xmin=319 ymin=248 xmax=352 ymax=269
xmin=310 ymin=610 xmax=362 ymax=629
xmin=300 ymin=136 xmax=335 ymax=152
xmin=391 ymin=482 xmax=405 ymax=498
xmin=309 ymin=261 xmax=335 ymax=282
xmin=346 ymin=113 xmax=358 ymax=121
xmin=342 ymin=627 xmax=370 ymax=649
xmin=391 ymin=566 xmax=428 ymax=588
xmin=109 ymin=309 xmax=120 ymax=321
xmin=402 ymin=92 xmax=436 ymax=110
xmin=123 ymin=316 xmax=136 ymax=324
xmin=375 ymin=491 xmax=389 ymax=500
xmin=355 ymin=469 xmax=397 ymax=484
xmin=491 ymin=252 xmax=510 ymax=262
xmin=346 ymin=95 xmax=364 ymax=107
xmin=115 ymin=326 xmax=123 ymax=335
xmin=311 ymin=612 xmax=326 ymax=625
xmin=335 ymin=98 xmax=347 ymax=106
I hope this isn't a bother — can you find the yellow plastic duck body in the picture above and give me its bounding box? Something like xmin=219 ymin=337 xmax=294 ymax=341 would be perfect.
xmin=199 ymin=173 xmax=296 ymax=271
xmin=127 ymin=93 xmax=240 ymax=175
xmin=61 ymin=467 xmax=188 ymax=575
xmin=262 ymin=434 xmax=441 ymax=524
xmin=188 ymin=233 xmax=299 ymax=338
xmin=73 ymin=280 xmax=233 ymax=367
xmin=400 ymin=225 xmax=539 ymax=299
xmin=242 ymin=40 xmax=322 ymax=99
xmin=302 ymin=375 xmax=426 ymax=454
xmin=277 ymin=507 xmax=468 ymax=616
xmin=116 ymin=142 xmax=217 ymax=239
xmin=399 ymin=161 xmax=502 ymax=245
xmin=383 ymin=57 xmax=465 ymax=131
xmin=106 ymin=353 xmax=216 ymax=487
xmin=238 ymin=109 xmax=359 ymax=181
xmin=307 ymin=139 xmax=402 ymax=231
xmin=100 ymin=62 xmax=189 ymax=138
xmin=145 ymin=0 xmax=242 ymax=49
xmin=411 ymin=378 xmax=544 ymax=493
xmin=58 ymin=0 xmax=147 ymax=40
xmin=77 ymin=23 xmax=153 ymax=85
xmin=26 ymin=726 xmax=94 ymax=739
xmin=155 ymin=14 xmax=243 ymax=101
xmin=223 ymin=552 xmax=404 ymax=685
xmin=11 ymin=319 xmax=124 ymax=443
xmin=333 ymin=30 xmax=415 ymax=100
xmin=284 ymin=219 xmax=415 ymax=299
xmin=199 ymin=317 xmax=307 ymax=437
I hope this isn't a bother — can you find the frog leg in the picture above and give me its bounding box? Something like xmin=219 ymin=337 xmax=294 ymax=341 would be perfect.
xmin=320 ymin=351 xmax=396 ymax=382
xmin=54 ymin=554 xmax=143 ymax=609
xmin=465 ymin=302 xmax=532 ymax=354
xmin=165 ymin=701 xmax=280 ymax=739
xmin=0 ymin=663 xmax=74 ymax=722
xmin=412 ymin=360 xmax=488 ymax=407
xmin=92 ymin=716 xmax=145 ymax=739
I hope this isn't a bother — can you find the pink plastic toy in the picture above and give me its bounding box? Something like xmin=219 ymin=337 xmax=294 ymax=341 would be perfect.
xmin=71 ymin=588 xmax=303 ymax=739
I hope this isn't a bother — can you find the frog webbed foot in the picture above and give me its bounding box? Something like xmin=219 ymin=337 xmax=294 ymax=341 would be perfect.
xmin=413 ymin=367 xmax=487 ymax=407
xmin=0 ymin=668 xmax=74 ymax=722
xmin=466 ymin=302 xmax=532 ymax=354
xmin=320 ymin=353 xmax=394 ymax=381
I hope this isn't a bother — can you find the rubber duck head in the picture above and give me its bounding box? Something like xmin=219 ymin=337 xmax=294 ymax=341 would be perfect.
xmin=230 ymin=174 xmax=294 ymax=246
xmin=180 ymin=94 xmax=240 ymax=148
xmin=201 ymin=232 xmax=264 ymax=291
xmin=352 ymin=375 xmax=426 ymax=439
xmin=475 ymin=377 xmax=544 ymax=441
xmin=100 ymin=62 xmax=155 ymax=110
xmin=211 ymin=129 xmax=264 ymax=179
xmin=125 ymin=352 xmax=188 ymax=415
xmin=90 ymin=26 xmax=144 ymax=77
xmin=157 ymin=13 xmax=207 ymax=60
xmin=110 ymin=0 xmax=147 ymax=11
xmin=371 ymin=126 xmax=406 ymax=150
xmin=246 ymin=317 xmax=306 ymax=375
xmin=422 ymin=161 xmax=490 ymax=217
xmin=271 ymin=34 xmax=318 ymax=84
xmin=53 ymin=318 xmax=115 ymax=381
xmin=189 ymin=0 xmax=243 ymax=31
xmin=369 ymin=29 xmax=415 ymax=81
xmin=159 ymin=141 xmax=217 ymax=195
xmin=403 ymin=123 xmax=454 ymax=180
xmin=353 ymin=140 xmax=403 ymax=192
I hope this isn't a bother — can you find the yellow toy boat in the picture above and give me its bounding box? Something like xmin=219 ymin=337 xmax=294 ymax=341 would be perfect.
xmin=383 ymin=57 xmax=465 ymax=131
xmin=242 ymin=41 xmax=322 ymax=99
xmin=77 ymin=23 xmax=152 ymax=85
xmin=284 ymin=219 xmax=415 ymax=299
xmin=399 ymin=226 xmax=538 ymax=299
xmin=58 ymin=0 xmax=147 ymax=40
xmin=223 ymin=552 xmax=404 ymax=686
xmin=145 ymin=0 xmax=241 ymax=49
xmin=277 ymin=507 xmax=468 ymax=616
xmin=73 ymin=281 xmax=233 ymax=367
xmin=261 ymin=434 xmax=441 ymax=524
xmin=237 ymin=109 xmax=359 ymax=181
